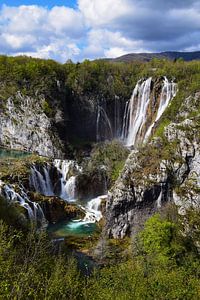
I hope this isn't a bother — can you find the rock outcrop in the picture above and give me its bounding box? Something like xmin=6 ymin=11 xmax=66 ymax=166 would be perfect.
xmin=0 ymin=92 xmax=64 ymax=157
xmin=106 ymin=93 xmax=200 ymax=238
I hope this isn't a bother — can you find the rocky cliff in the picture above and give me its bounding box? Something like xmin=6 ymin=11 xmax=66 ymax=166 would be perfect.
xmin=106 ymin=92 xmax=200 ymax=238
xmin=0 ymin=57 xmax=130 ymax=156
xmin=0 ymin=92 xmax=65 ymax=157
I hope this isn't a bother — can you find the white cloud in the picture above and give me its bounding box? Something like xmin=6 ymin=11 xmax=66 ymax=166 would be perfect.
xmin=1 ymin=1 xmax=200 ymax=61
xmin=78 ymin=0 xmax=132 ymax=27
xmin=1 ymin=5 xmax=47 ymax=34
xmin=1 ymin=33 xmax=36 ymax=50
xmin=104 ymin=47 xmax=128 ymax=58
xmin=12 ymin=40 xmax=81 ymax=62
xmin=48 ymin=6 xmax=84 ymax=37
xmin=82 ymin=29 xmax=144 ymax=59
xmin=0 ymin=4 xmax=84 ymax=62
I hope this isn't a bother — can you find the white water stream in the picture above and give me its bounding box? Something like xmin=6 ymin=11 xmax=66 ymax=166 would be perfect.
xmin=0 ymin=181 xmax=46 ymax=223
xmin=122 ymin=77 xmax=177 ymax=147
xmin=30 ymin=160 xmax=106 ymax=225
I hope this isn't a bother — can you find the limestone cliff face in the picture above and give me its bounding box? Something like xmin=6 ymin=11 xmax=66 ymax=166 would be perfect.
xmin=66 ymin=91 xmax=126 ymax=143
xmin=0 ymin=92 xmax=65 ymax=157
xmin=0 ymin=88 xmax=127 ymax=156
xmin=106 ymin=92 xmax=200 ymax=238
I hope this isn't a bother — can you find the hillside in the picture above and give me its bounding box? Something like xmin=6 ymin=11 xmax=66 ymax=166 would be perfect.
xmin=0 ymin=56 xmax=200 ymax=299
xmin=108 ymin=51 xmax=200 ymax=63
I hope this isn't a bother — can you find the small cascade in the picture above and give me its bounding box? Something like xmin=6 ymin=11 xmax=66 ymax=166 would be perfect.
xmin=67 ymin=195 xmax=107 ymax=231
xmin=53 ymin=159 xmax=81 ymax=201
xmin=122 ymin=77 xmax=177 ymax=147
xmin=30 ymin=159 xmax=81 ymax=202
xmin=156 ymin=189 xmax=162 ymax=208
xmin=96 ymin=105 xmax=113 ymax=142
xmin=83 ymin=195 xmax=107 ymax=223
xmin=30 ymin=164 xmax=54 ymax=196
xmin=0 ymin=182 xmax=46 ymax=224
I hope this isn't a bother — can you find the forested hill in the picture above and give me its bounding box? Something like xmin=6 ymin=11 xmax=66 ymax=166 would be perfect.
xmin=0 ymin=54 xmax=200 ymax=299
xmin=107 ymin=51 xmax=200 ymax=62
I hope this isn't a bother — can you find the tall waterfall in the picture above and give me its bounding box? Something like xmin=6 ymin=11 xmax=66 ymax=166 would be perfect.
xmin=121 ymin=77 xmax=177 ymax=147
xmin=114 ymin=95 xmax=121 ymax=138
xmin=144 ymin=77 xmax=177 ymax=142
xmin=30 ymin=159 xmax=81 ymax=202
xmin=0 ymin=181 xmax=46 ymax=224
xmin=121 ymin=77 xmax=152 ymax=146
xmin=96 ymin=105 xmax=113 ymax=142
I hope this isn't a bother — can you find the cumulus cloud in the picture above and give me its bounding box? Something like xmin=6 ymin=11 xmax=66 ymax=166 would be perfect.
xmin=0 ymin=4 xmax=84 ymax=62
xmin=78 ymin=0 xmax=200 ymax=54
xmin=82 ymin=29 xmax=145 ymax=59
xmin=78 ymin=0 xmax=131 ymax=27
xmin=0 ymin=1 xmax=200 ymax=61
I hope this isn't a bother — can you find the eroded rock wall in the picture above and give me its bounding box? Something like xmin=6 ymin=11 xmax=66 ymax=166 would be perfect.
xmin=106 ymin=92 xmax=200 ymax=238
xmin=0 ymin=92 xmax=65 ymax=157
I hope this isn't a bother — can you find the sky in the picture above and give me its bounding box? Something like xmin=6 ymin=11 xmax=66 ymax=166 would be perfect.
xmin=1 ymin=0 xmax=200 ymax=62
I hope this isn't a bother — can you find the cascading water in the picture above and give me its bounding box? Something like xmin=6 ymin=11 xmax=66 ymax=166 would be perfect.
xmin=30 ymin=164 xmax=54 ymax=196
xmin=83 ymin=195 xmax=107 ymax=223
xmin=122 ymin=77 xmax=152 ymax=147
xmin=66 ymin=195 xmax=107 ymax=231
xmin=144 ymin=77 xmax=177 ymax=142
xmin=0 ymin=182 xmax=46 ymax=224
xmin=53 ymin=159 xmax=81 ymax=201
xmin=121 ymin=77 xmax=177 ymax=147
xmin=29 ymin=158 xmax=107 ymax=237
xmin=96 ymin=105 xmax=113 ymax=142
xmin=30 ymin=159 xmax=81 ymax=202
xmin=114 ymin=95 xmax=121 ymax=138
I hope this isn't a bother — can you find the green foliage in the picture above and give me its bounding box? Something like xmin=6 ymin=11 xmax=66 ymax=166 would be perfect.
xmin=0 ymin=196 xmax=28 ymax=230
xmin=42 ymin=100 xmax=53 ymax=117
xmin=1 ymin=208 xmax=200 ymax=299
xmin=0 ymin=221 xmax=82 ymax=300
xmin=86 ymin=140 xmax=129 ymax=187
xmin=1 ymin=55 xmax=200 ymax=299
xmin=85 ymin=209 xmax=200 ymax=300
xmin=139 ymin=214 xmax=176 ymax=260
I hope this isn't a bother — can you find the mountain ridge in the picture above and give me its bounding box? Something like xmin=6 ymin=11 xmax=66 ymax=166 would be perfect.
xmin=107 ymin=51 xmax=200 ymax=62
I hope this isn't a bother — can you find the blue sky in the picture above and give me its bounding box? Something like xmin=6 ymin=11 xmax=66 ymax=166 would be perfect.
xmin=1 ymin=1 xmax=77 ymax=9
xmin=0 ymin=0 xmax=200 ymax=62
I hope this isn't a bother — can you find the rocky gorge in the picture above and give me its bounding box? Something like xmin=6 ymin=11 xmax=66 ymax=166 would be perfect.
xmin=0 ymin=56 xmax=199 ymax=244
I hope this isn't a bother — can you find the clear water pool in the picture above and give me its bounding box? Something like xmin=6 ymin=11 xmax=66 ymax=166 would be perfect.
xmin=48 ymin=219 xmax=97 ymax=239
xmin=0 ymin=148 xmax=31 ymax=159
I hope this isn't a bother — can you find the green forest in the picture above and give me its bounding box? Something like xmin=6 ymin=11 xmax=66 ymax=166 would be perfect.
xmin=1 ymin=55 xmax=200 ymax=299
xmin=1 ymin=201 xmax=200 ymax=299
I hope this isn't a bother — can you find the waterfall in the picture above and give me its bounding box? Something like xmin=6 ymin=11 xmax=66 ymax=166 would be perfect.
xmin=67 ymin=195 xmax=107 ymax=230
xmin=0 ymin=182 xmax=46 ymax=224
xmin=156 ymin=189 xmax=162 ymax=208
xmin=121 ymin=100 xmax=129 ymax=140
xmin=30 ymin=164 xmax=54 ymax=196
xmin=114 ymin=96 xmax=121 ymax=138
xmin=122 ymin=78 xmax=152 ymax=147
xmin=83 ymin=195 xmax=107 ymax=223
xmin=60 ymin=175 xmax=76 ymax=201
xmin=53 ymin=159 xmax=81 ymax=201
xmin=30 ymin=159 xmax=81 ymax=202
xmin=144 ymin=77 xmax=177 ymax=142
xmin=96 ymin=105 xmax=113 ymax=142
xmin=122 ymin=77 xmax=177 ymax=147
